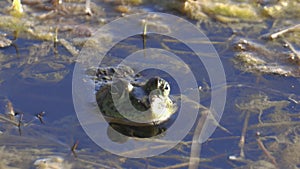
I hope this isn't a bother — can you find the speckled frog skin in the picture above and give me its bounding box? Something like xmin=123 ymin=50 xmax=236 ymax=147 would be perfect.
xmin=95 ymin=66 xmax=177 ymax=126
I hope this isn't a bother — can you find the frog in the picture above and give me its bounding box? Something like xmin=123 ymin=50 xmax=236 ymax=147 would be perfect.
xmin=94 ymin=65 xmax=177 ymax=127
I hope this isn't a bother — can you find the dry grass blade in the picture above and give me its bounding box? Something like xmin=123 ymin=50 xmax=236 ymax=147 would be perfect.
xmin=248 ymin=121 xmax=300 ymax=129
xmin=188 ymin=110 xmax=209 ymax=169
xmin=158 ymin=162 xmax=190 ymax=169
xmin=239 ymin=111 xmax=251 ymax=158
xmin=270 ymin=24 xmax=300 ymax=39
xmin=85 ymin=0 xmax=92 ymax=15
xmin=71 ymin=140 xmax=79 ymax=157
xmin=256 ymin=132 xmax=278 ymax=167
xmin=0 ymin=114 xmax=18 ymax=126
xmin=283 ymin=39 xmax=300 ymax=60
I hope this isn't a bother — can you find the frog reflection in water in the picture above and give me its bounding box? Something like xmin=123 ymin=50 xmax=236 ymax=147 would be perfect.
xmin=95 ymin=66 xmax=177 ymax=139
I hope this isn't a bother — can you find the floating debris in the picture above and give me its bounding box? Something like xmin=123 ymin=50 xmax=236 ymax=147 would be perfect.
xmin=233 ymin=39 xmax=300 ymax=77
xmin=33 ymin=156 xmax=72 ymax=169
xmin=0 ymin=34 xmax=12 ymax=48
xmin=236 ymin=93 xmax=289 ymax=124
xmin=58 ymin=39 xmax=79 ymax=56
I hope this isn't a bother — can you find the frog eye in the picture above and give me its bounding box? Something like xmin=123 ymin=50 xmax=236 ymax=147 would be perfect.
xmin=157 ymin=79 xmax=163 ymax=86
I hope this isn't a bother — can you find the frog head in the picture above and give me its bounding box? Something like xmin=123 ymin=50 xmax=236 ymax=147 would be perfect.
xmin=144 ymin=77 xmax=170 ymax=97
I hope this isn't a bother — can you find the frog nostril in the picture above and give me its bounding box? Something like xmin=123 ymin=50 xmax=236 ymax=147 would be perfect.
xmin=164 ymin=85 xmax=169 ymax=90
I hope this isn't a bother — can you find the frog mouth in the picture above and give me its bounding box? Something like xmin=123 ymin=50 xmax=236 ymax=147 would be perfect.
xmin=149 ymin=93 xmax=175 ymax=122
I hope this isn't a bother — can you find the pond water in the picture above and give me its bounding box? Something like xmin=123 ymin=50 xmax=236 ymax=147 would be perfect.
xmin=1 ymin=0 xmax=300 ymax=169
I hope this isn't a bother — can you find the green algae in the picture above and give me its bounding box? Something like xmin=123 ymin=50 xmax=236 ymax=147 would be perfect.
xmin=202 ymin=2 xmax=261 ymax=22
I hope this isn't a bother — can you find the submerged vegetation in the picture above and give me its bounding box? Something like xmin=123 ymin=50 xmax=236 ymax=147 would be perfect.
xmin=0 ymin=0 xmax=300 ymax=169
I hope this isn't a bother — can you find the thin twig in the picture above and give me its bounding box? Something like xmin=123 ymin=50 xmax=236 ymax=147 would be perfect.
xmin=188 ymin=110 xmax=209 ymax=169
xmin=17 ymin=113 xmax=23 ymax=136
xmin=283 ymin=39 xmax=300 ymax=60
xmin=75 ymin=158 xmax=114 ymax=169
xmin=85 ymin=0 xmax=92 ymax=15
xmin=142 ymin=19 xmax=147 ymax=52
xmin=256 ymin=132 xmax=278 ymax=167
xmin=0 ymin=114 xmax=19 ymax=126
xmin=120 ymin=144 xmax=173 ymax=157
xmin=248 ymin=121 xmax=300 ymax=129
xmin=142 ymin=19 xmax=147 ymax=37
xmin=36 ymin=111 xmax=46 ymax=124
xmin=270 ymin=24 xmax=300 ymax=39
xmin=158 ymin=162 xmax=189 ymax=169
xmin=71 ymin=140 xmax=79 ymax=158
xmin=206 ymin=136 xmax=240 ymax=142
xmin=239 ymin=111 xmax=251 ymax=158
